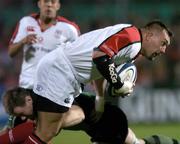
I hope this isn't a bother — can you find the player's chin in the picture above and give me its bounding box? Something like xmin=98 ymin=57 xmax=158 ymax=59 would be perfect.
xmin=148 ymin=53 xmax=162 ymax=61
xmin=147 ymin=56 xmax=155 ymax=61
xmin=46 ymin=14 xmax=54 ymax=19
xmin=45 ymin=12 xmax=55 ymax=19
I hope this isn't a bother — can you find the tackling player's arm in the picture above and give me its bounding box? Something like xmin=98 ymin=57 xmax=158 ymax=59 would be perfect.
xmin=92 ymin=78 xmax=105 ymax=113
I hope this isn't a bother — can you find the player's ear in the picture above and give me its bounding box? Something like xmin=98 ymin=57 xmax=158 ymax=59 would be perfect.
xmin=145 ymin=31 xmax=153 ymax=41
xmin=37 ymin=0 xmax=41 ymax=9
xmin=56 ymin=1 xmax=61 ymax=10
xmin=25 ymin=96 xmax=32 ymax=103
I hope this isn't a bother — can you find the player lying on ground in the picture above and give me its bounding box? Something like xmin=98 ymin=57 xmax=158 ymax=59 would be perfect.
xmin=1 ymin=88 xmax=179 ymax=144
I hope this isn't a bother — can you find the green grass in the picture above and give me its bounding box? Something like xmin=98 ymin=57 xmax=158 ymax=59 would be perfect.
xmin=129 ymin=123 xmax=180 ymax=139
xmin=53 ymin=123 xmax=180 ymax=144
xmin=53 ymin=130 xmax=91 ymax=144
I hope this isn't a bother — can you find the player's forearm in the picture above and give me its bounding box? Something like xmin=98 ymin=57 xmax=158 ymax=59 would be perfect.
xmin=93 ymin=79 xmax=106 ymax=113
xmin=93 ymin=55 xmax=123 ymax=89
xmin=8 ymin=40 xmax=25 ymax=57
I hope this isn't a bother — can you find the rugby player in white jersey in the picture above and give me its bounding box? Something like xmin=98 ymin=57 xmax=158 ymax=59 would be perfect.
xmin=8 ymin=0 xmax=80 ymax=90
xmin=22 ymin=20 xmax=172 ymax=143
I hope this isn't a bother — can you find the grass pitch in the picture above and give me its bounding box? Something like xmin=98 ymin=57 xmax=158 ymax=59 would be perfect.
xmin=53 ymin=123 xmax=180 ymax=144
xmin=130 ymin=123 xmax=180 ymax=139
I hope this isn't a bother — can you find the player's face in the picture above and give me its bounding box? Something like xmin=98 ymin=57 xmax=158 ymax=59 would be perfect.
xmin=38 ymin=0 xmax=60 ymax=19
xmin=141 ymin=29 xmax=170 ymax=61
xmin=13 ymin=96 xmax=33 ymax=117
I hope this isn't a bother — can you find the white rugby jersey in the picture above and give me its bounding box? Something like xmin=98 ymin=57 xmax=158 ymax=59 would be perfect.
xmin=64 ymin=24 xmax=141 ymax=84
xmin=10 ymin=13 xmax=80 ymax=89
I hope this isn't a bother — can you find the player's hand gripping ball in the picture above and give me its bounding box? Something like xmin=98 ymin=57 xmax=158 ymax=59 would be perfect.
xmin=106 ymin=63 xmax=137 ymax=97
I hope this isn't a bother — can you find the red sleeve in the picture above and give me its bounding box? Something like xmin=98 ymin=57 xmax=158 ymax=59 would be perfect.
xmin=9 ymin=22 xmax=20 ymax=45
xmin=99 ymin=26 xmax=141 ymax=57
xmin=0 ymin=121 xmax=34 ymax=144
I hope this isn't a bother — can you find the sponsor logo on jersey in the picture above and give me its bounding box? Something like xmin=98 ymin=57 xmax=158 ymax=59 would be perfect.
xmin=27 ymin=26 xmax=35 ymax=32
xmin=37 ymin=36 xmax=43 ymax=43
xmin=108 ymin=63 xmax=118 ymax=83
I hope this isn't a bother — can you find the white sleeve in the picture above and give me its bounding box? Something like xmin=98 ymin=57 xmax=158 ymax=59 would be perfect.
xmin=12 ymin=17 xmax=28 ymax=43
xmin=128 ymin=43 xmax=141 ymax=59
xmin=67 ymin=24 xmax=80 ymax=42
xmin=120 ymin=43 xmax=141 ymax=61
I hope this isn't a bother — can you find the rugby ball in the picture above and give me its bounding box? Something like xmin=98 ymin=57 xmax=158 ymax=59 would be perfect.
xmin=116 ymin=63 xmax=137 ymax=83
xmin=105 ymin=63 xmax=137 ymax=97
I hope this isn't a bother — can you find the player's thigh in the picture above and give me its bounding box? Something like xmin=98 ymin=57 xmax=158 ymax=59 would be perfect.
xmin=35 ymin=111 xmax=66 ymax=141
xmin=35 ymin=95 xmax=70 ymax=135
xmin=37 ymin=111 xmax=64 ymax=129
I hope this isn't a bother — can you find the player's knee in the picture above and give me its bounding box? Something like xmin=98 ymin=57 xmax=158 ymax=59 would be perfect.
xmin=73 ymin=108 xmax=85 ymax=124
xmin=74 ymin=106 xmax=85 ymax=121
xmin=36 ymin=114 xmax=64 ymax=141
xmin=63 ymin=105 xmax=85 ymax=127
xmin=50 ymin=127 xmax=61 ymax=137
xmin=72 ymin=105 xmax=85 ymax=120
xmin=39 ymin=126 xmax=60 ymax=140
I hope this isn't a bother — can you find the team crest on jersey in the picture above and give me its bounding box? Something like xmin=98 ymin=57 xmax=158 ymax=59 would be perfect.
xmin=37 ymin=36 xmax=43 ymax=43
xmin=36 ymin=84 xmax=43 ymax=91
xmin=27 ymin=26 xmax=35 ymax=32
xmin=54 ymin=30 xmax=62 ymax=38
xmin=64 ymin=97 xmax=71 ymax=104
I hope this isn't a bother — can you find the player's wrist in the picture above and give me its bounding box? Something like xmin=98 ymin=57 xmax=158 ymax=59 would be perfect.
xmin=95 ymin=95 xmax=104 ymax=101
xmin=114 ymin=81 xmax=134 ymax=95
xmin=112 ymin=80 xmax=124 ymax=89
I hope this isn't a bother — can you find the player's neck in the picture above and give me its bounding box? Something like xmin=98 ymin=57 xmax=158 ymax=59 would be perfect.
xmin=38 ymin=17 xmax=56 ymax=31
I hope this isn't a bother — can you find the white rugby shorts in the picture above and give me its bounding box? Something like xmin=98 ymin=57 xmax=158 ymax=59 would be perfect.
xmin=33 ymin=48 xmax=82 ymax=108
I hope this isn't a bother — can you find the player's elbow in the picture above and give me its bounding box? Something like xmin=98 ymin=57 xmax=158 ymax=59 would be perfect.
xmin=8 ymin=46 xmax=17 ymax=58
xmin=8 ymin=47 xmax=14 ymax=58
